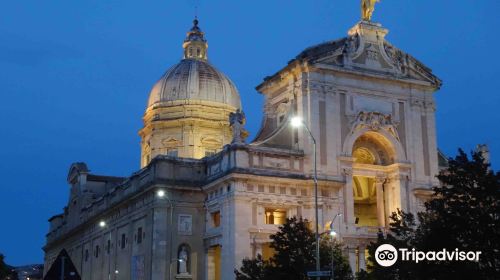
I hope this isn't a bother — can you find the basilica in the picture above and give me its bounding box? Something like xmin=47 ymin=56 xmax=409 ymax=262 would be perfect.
xmin=43 ymin=8 xmax=445 ymax=280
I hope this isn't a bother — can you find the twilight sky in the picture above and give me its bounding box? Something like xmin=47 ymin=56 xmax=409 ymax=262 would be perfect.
xmin=0 ymin=0 xmax=499 ymax=265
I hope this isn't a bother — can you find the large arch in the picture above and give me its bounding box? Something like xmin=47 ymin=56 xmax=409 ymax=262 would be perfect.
xmin=343 ymin=128 xmax=406 ymax=163
xmin=344 ymin=128 xmax=407 ymax=229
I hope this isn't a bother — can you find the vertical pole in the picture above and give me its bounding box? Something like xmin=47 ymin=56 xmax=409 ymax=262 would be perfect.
xmin=108 ymin=231 xmax=111 ymax=280
xmin=312 ymin=133 xmax=320 ymax=280
xmin=331 ymin=241 xmax=334 ymax=280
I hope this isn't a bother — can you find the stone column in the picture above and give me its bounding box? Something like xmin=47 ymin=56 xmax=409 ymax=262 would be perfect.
xmin=151 ymin=207 xmax=168 ymax=280
xmin=343 ymin=169 xmax=355 ymax=226
xmin=254 ymin=243 xmax=263 ymax=258
xmin=375 ymin=176 xmax=386 ymax=228
xmin=206 ymin=247 xmax=215 ymax=280
xmin=359 ymin=245 xmax=366 ymax=271
xmin=388 ymin=174 xmax=404 ymax=214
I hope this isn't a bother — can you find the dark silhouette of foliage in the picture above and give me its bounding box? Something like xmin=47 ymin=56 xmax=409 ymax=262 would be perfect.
xmin=365 ymin=149 xmax=500 ymax=279
xmin=235 ymin=217 xmax=353 ymax=280
xmin=0 ymin=254 xmax=18 ymax=280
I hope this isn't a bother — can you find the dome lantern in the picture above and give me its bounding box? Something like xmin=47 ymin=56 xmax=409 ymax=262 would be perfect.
xmin=182 ymin=17 xmax=208 ymax=60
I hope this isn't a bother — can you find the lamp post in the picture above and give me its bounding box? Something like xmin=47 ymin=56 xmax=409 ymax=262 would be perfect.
xmin=156 ymin=189 xmax=175 ymax=279
xmin=99 ymin=220 xmax=112 ymax=280
xmin=329 ymin=214 xmax=342 ymax=280
xmin=291 ymin=116 xmax=320 ymax=280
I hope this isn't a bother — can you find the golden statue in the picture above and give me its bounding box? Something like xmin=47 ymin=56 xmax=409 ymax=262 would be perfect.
xmin=361 ymin=0 xmax=380 ymax=21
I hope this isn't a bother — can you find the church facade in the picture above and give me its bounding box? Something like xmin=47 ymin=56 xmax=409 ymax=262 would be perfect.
xmin=44 ymin=14 xmax=444 ymax=280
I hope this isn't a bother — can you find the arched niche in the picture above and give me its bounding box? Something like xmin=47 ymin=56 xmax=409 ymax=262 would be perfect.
xmin=177 ymin=243 xmax=191 ymax=275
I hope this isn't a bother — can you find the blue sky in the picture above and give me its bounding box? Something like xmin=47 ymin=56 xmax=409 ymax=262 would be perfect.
xmin=0 ymin=0 xmax=499 ymax=265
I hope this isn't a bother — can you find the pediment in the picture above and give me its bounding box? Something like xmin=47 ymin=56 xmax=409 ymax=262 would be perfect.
xmin=201 ymin=136 xmax=222 ymax=145
xmin=308 ymin=22 xmax=441 ymax=88
xmin=162 ymin=137 xmax=180 ymax=146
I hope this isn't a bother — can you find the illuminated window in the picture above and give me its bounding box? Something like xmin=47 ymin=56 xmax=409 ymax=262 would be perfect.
xmin=212 ymin=211 xmax=221 ymax=228
xmin=262 ymin=243 xmax=276 ymax=261
xmin=265 ymin=208 xmax=287 ymax=225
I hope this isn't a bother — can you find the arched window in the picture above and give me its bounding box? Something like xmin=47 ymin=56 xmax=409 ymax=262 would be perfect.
xmin=352 ymin=132 xmax=396 ymax=166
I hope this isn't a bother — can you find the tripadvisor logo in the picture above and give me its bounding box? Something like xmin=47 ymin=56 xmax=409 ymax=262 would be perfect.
xmin=375 ymin=244 xmax=482 ymax=267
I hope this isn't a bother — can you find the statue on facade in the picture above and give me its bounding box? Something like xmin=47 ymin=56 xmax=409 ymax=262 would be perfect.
xmin=229 ymin=109 xmax=247 ymax=144
xmin=361 ymin=0 xmax=380 ymax=21
xmin=178 ymin=245 xmax=189 ymax=274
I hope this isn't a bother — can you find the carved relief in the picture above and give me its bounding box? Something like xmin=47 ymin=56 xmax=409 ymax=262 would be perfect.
xmin=343 ymin=34 xmax=360 ymax=65
xmin=178 ymin=214 xmax=192 ymax=235
xmin=351 ymin=111 xmax=400 ymax=140
xmin=383 ymin=42 xmax=441 ymax=86
xmin=384 ymin=43 xmax=405 ymax=74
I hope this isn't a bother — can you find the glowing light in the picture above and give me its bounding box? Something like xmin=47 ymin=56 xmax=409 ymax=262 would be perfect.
xmin=157 ymin=190 xmax=165 ymax=198
xmin=290 ymin=116 xmax=303 ymax=128
xmin=99 ymin=221 xmax=106 ymax=228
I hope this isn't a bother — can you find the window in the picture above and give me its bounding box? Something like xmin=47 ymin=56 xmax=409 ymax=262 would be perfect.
xmin=95 ymin=245 xmax=99 ymax=258
xmin=121 ymin=234 xmax=126 ymax=249
xmin=265 ymin=208 xmax=287 ymax=225
xmin=137 ymin=227 xmax=143 ymax=244
xmin=167 ymin=148 xmax=178 ymax=158
xmin=107 ymin=239 xmax=111 ymax=254
xmin=280 ymin=187 xmax=286 ymax=194
xmin=278 ymin=114 xmax=285 ymax=125
xmin=85 ymin=249 xmax=89 ymax=262
xmin=211 ymin=211 xmax=221 ymax=228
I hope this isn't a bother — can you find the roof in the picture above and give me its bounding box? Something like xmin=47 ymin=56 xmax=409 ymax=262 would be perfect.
xmin=147 ymin=59 xmax=241 ymax=109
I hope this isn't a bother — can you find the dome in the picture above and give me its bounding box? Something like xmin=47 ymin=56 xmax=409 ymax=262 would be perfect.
xmin=147 ymin=18 xmax=241 ymax=109
xmin=147 ymin=59 xmax=241 ymax=109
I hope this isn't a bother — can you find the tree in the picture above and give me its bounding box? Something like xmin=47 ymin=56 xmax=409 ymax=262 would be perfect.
xmin=235 ymin=217 xmax=353 ymax=280
xmin=365 ymin=149 xmax=500 ymax=279
xmin=0 ymin=253 xmax=17 ymax=280
xmin=234 ymin=254 xmax=270 ymax=280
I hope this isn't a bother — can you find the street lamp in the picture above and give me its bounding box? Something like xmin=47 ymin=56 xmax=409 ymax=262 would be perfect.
xmin=329 ymin=214 xmax=342 ymax=280
xmin=99 ymin=220 xmax=112 ymax=280
xmin=290 ymin=116 xmax=320 ymax=279
xmin=157 ymin=189 xmax=165 ymax=198
xmin=157 ymin=189 xmax=175 ymax=280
